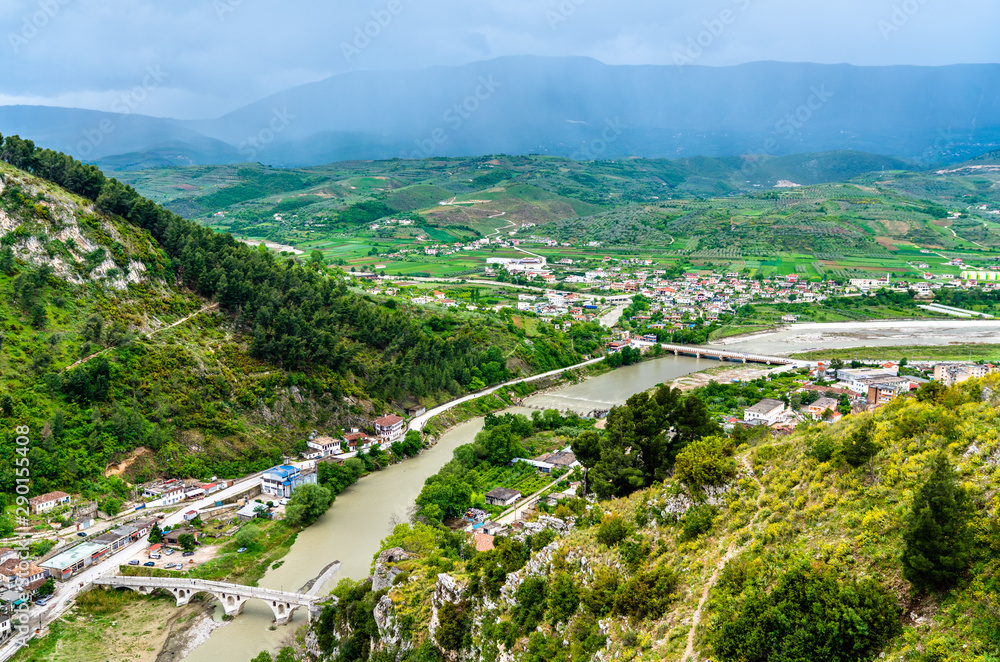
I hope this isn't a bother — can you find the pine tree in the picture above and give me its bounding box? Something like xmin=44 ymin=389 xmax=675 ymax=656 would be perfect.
xmin=902 ymin=453 xmax=972 ymax=593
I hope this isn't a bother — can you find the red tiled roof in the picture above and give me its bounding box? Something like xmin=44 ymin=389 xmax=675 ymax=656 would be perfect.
xmin=375 ymin=415 xmax=404 ymax=427
xmin=473 ymin=531 xmax=495 ymax=552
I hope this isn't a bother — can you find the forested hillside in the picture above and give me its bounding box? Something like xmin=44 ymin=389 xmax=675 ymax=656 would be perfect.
xmin=304 ymin=378 xmax=1000 ymax=662
xmin=0 ymin=135 xmax=588 ymax=500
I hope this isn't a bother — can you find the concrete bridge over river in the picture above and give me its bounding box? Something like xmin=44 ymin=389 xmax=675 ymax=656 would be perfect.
xmin=93 ymin=576 xmax=326 ymax=625
xmin=655 ymin=343 xmax=810 ymax=368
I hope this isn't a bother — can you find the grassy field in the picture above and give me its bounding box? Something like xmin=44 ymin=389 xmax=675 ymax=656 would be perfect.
xmin=790 ymin=343 xmax=1000 ymax=362
xmin=13 ymin=589 xmax=206 ymax=662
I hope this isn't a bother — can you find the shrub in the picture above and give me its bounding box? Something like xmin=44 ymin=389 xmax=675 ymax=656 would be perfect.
xmin=596 ymin=516 xmax=630 ymax=547
xmin=674 ymin=435 xmax=736 ymax=492
xmin=612 ymin=563 xmax=678 ymax=620
xmin=436 ymin=601 xmax=473 ymax=651
xmin=680 ymin=504 xmax=719 ymax=540
xmin=711 ymin=563 xmax=902 ymax=662
xmin=582 ymin=566 xmax=620 ymax=617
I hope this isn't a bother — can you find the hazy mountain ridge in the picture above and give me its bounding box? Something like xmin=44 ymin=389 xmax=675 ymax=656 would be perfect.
xmin=3 ymin=58 xmax=1000 ymax=168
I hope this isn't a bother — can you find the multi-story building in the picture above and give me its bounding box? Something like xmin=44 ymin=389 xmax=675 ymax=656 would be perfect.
xmin=934 ymin=362 xmax=992 ymax=386
xmin=261 ymin=465 xmax=317 ymax=498
xmin=374 ymin=415 xmax=406 ymax=441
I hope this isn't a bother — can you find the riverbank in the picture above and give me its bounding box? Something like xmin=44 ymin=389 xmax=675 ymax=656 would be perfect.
xmin=711 ymin=319 xmax=1000 ymax=356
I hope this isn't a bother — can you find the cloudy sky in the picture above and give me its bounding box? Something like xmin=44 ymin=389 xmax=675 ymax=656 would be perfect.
xmin=2 ymin=0 xmax=997 ymax=119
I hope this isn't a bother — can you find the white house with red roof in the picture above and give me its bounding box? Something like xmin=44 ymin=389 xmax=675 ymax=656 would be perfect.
xmin=374 ymin=415 xmax=406 ymax=441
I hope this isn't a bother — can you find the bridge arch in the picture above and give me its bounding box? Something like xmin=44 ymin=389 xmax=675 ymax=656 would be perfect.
xmin=92 ymin=576 xmax=321 ymax=626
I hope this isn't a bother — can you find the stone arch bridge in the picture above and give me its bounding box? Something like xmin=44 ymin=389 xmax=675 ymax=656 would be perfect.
xmin=93 ymin=576 xmax=326 ymax=625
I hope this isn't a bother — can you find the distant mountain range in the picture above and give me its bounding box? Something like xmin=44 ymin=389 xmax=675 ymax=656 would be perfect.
xmin=3 ymin=57 xmax=1000 ymax=169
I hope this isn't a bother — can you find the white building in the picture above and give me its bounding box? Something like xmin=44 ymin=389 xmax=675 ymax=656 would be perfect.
xmin=743 ymin=399 xmax=786 ymax=426
xmin=374 ymin=415 xmax=406 ymax=441
xmin=307 ymin=435 xmax=342 ymax=457
xmin=29 ymin=491 xmax=70 ymax=515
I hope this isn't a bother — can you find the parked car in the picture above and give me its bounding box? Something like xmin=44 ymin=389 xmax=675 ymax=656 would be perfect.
xmin=128 ymin=560 xmax=140 ymax=566
xmin=34 ymin=599 xmax=47 ymax=606
xmin=279 ymin=498 xmax=290 ymax=506
xmin=143 ymin=561 xmax=155 ymax=567
xmin=163 ymin=548 xmax=174 ymax=556
xmin=164 ymin=563 xmax=176 ymax=569
xmin=182 ymin=551 xmax=195 ymax=557
xmin=237 ymin=547 xmax=247 ymax=553
xmin=76 ymin=532 xmax=87 ymax=537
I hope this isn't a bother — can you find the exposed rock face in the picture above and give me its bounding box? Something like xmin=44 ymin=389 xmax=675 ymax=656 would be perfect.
xmin=374 ymin=594 xmax=409 ymax=652
xmin=372 ymin=547 xmax=414 ymax=593
xmin=429 ymin=573 xmax=466 ymax=644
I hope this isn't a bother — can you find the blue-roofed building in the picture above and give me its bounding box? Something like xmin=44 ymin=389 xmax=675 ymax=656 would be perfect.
xmin=261 ymin=464 xmax=316 ymax=498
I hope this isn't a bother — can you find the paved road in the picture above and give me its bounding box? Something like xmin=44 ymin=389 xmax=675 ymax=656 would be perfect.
xmin=409 ymin=356 xmax=606 ymax=432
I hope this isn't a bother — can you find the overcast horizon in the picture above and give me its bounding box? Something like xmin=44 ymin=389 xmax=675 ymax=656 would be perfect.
xmin=2 ymin=0 xmax=998 ymax=120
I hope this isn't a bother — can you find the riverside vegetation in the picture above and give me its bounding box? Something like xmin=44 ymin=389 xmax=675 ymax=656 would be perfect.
xmin=299 ymin=376 xmax=1000 ymax=662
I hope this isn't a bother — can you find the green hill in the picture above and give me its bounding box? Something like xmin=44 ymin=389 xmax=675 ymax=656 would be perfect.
xmin=0 ymin=137 xmax=592 ymax=499
xmin=306 ymin=378 xmax=1000 ymax=662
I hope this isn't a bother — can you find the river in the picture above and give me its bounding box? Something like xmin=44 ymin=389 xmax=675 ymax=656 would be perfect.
xmin=183 ymin=355 xmax=707 ymax=661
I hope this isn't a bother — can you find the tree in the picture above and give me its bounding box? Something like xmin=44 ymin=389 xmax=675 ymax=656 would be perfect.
xmin=570 ymin=430 xmax=601 ymax=495
xmin=902 ymin=453 xmax=973 ymax=593
xmin=101 ymin=497 xmax=122 ymax=517
xmin=829 ymin=358 xmax=845 ymax=372
xmin=235 ymin=523 xmax=261 ymax=550
xmin=838 ymin=416 xmax=880 ymax=468
xmin=148 ymin=524 xmax=163 ymax=544
xmin=250 ymin=652 xmax=273 ymax=662
xmin=284 ymin=483 xmax=333 ymax=528
xmin=177 ymin=533 xmax=197 ymax=552
xmin=589 ymin=386 xmax=720 ymax=499
xmin=38 ymin=578 xmax=55 ymax=596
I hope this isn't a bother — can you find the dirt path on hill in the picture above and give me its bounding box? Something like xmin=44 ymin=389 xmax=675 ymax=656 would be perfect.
xmin=682 ymin=455 xmax=765 ymax=661
xmin=62 ymin=303 xmax=219 ymax=373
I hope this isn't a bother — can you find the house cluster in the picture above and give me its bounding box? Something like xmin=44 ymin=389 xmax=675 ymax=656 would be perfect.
xmin=515 ymin=290 xmax=603 ymax=321
xmin=303 ymin=415 xmax=408 ymax=462
xmin=933 ymin=362 xmax=994 ymax=386
xmin=142 ymin=478 xmax=232 ymax=505
xmin=738 ymin=360 xmax=994 ymax=431
xmin=40 ymin=517 xmax=160 ymax=581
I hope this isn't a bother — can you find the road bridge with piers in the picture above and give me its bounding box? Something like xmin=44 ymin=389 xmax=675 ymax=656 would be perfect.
xmin=657 ymin=343 xmax=810 ymax=368
xmin=93 ymin=576 xmax=327 ymax=625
